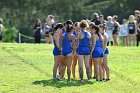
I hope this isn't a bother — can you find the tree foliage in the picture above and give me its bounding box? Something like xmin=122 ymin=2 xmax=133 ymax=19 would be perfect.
xmin=0 ymin=0 xmax=139 ymax=42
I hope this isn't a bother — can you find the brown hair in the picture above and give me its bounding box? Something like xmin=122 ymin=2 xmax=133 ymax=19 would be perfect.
xmin=90 ymin=23 xmax=100 ymax=36
xmin=89 ymin=22 xmax=95 ymax=28
xmin=113 ymin=15 xmax=118 ymax=20
xmin=48 ymin=15 xmax=54 ymax=19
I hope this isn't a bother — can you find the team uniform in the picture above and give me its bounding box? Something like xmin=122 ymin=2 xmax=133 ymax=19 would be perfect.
xmin=92 ymin=35 xmax=104 ymax=58
xmin=53 ymin=35 xmax=61 ymax=56
xmin=128 ymin=21 xmax=136 ymax=34
xmin=102 ymin=32 xmax=109 ymax=55
xmin=62 ymin=32 xmax=72 ymax=56
xmin=77 ymin=30 xmax=90 ymax=55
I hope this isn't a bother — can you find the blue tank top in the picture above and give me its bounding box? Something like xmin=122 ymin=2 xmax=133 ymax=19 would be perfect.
xmin=79 ymin=30 xmax=90 ymax=47
xmin=53 ymin=38 xmax=60 ymax=52
xmin=95 ymin=36 xmax=102 ymax=47
xmin=62 ymin=32 xmax=72 ymax=53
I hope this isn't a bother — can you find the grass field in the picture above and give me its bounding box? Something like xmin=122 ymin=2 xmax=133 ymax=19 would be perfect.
xmin=0 ymin=43 xmax=140 ymax=93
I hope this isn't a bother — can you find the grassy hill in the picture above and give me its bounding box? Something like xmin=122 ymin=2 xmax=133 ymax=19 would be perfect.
xmin=0 ymin=43 xmax=140 ymax=93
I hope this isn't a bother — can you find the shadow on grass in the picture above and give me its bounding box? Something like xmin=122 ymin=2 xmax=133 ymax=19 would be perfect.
xmin=32 ymin=79 xmax=93 ymax=88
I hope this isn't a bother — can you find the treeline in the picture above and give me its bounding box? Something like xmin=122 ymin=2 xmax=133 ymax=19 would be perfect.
xmin=0 ymin=0 xmax=139 ymax=42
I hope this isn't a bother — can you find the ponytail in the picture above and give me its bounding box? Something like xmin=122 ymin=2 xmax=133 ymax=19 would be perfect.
xmin=66 ymin=24 xmax=73 ymax=33
xmin=52 ymin=23 xmax=63 ymax=36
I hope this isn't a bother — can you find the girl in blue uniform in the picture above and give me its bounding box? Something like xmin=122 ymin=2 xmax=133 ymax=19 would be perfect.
xmin=77 ymin=20 xmax=91 ymax=82
xmin=89 ymin=22 xmax=96 ymax=79
xmin=61 ymin=24 xmax=75 ymax=81
xmin=57 ymin=20 xmax=74 ymax=80
xmin=52 ymin=23 xmax=63 ymax=80
xmin=99 ymin=24 xmax=110 ymax=81
xmin=72 ymin=22 xmax=80 ymax=79
xmin=90 ymin=24 xmax=104 ymax=81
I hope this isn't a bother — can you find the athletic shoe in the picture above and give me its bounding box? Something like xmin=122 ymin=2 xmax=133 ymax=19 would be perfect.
xmin=88 ymin=79 xmax=92 ymax=82
xmin=93 ymin=77 xmax=96 ymax=79
xmin=56 ymin=74 xmax=61 ymax=80
xmin=106 ymin=79 xmax=110 ymax=81
xmin=80 ymin=80 xmax=84 ymax=83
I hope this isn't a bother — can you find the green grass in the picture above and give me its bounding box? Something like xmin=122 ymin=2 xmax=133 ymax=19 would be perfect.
xmin=0 ymin=43 xmax=140 ymax=93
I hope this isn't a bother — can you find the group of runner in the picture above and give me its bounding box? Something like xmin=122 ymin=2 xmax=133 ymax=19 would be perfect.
xmin=51 ymin=10 xmax=140 ymax=82
xmin=52 ymin=19 xmax=109 ymax=82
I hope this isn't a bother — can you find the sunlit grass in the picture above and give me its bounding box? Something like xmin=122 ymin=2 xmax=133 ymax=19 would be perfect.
xmin=0 ymin=43 xmax=140 ymax=93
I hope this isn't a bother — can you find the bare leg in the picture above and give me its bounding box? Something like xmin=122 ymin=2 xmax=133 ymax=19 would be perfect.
xmin=65 ymin=53 xmax=72 ymax=81
xmin=84 ymin=55 xmax=90 ymax=80
xmin=102 ymin=64 xmax=105 ymax=79
xmin=99 ymin=58 xmax=103 ymax=80
xmin=103 ymin=55 xmax=110 ymax=80
xmin=132 ymin=34 xmax=136 ymax=46
xmin=122 ymin=36 xmax=125 ymax=46
xmin=72 ymin=54 xmax=78 ymax=78
xmin=128 ymin=34 xmax=132 ymax=46
xmin=53 ymin=56 xmax=60 ymax=79
xmin=93 ymin=58 xmax=99 ymax=80
xmin=78 ymin=55 xmax=84 ymax=80
xmin=49 ymin=35 xmax=53 ymax=44
xmin=113 ymin=34 xmax=119 ymax=46
xmin=89 ymin=56 xmax=93 ymax=78
xmin=60 ymin=56 xmax=66 ymax=78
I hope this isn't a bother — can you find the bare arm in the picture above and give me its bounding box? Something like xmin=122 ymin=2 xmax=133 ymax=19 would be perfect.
xmin=103 ymin=34 xmax=108 ymax=51
xmin=100 ymin=35 xmax=105 ymax=51
xmin=134 ymin=22 xmax=137 ymax=34
xmin=115 ymin=22 xmax=120 ymax=32
xmin=75 ymin=32 xmax=81 ymax=49
xmin=54 ymin=34 xmax=61 ymax=51
xmin=90 ymin=34 xmax=96 ymax=56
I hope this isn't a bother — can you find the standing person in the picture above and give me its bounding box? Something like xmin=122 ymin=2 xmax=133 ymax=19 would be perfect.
xmin=99 ymin=15 xmax=106 ymax=25
xmin=128 ymin=15 xmax=137 ymax=46
xmin=90 ymin=24 xmax=104 ymax=81
xmin=136 ymin=16 xmax=140 ymax=46
xmin=72 ymin=22 xmax=80 ymax=79
xmin=112 ymin=15 xmax=120 ymax=46
xmin=106 ymin=16 xmax=114 ymax=46
xmin=52 ymin=23 xmax=63 ymax=80
xmin=60 ymin=20 xmax=74 ymax=78
xmin=91 ymin=13 xmax=100 ymax=25
xmin=77 ymin=20 xmax=91 ymax=82
xmin=119 ymin=19 xmax=128 ymax=46
xmin=134 ymin=10 xmax=140 ymax=20
xmin=45 ymin=15 xmax=55 ymax=44
xmin=0 ymin=19 xmax=4 ymax=42
xmin=99 ymin=24 xmax=110 ymax=81
xmin=61 ymin=24 xmax=75 ymax=81
xmin=134 ymin=10 xmax=140 ymax=46
xmin=34 ymin=19 xmax=42 ymax=43
xmin=89 ymin=22 xmax=96 ymax=79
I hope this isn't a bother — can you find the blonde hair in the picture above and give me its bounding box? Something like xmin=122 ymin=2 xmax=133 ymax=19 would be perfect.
xmin=129 ymin=15 xmax=135 ymax=20
xmin=80 ymin=20 xmax=88 ymax=29
xmin=107 ymin=16 xmax=112 ymax=20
